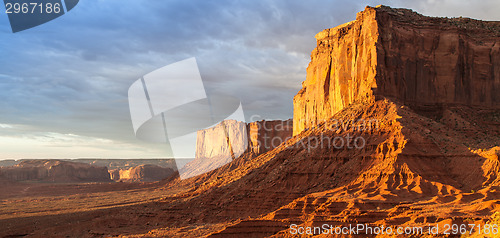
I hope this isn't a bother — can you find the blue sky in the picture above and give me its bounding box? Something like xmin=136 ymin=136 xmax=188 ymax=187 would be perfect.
xmin=0 ymin=0 xmax=499 ymax=159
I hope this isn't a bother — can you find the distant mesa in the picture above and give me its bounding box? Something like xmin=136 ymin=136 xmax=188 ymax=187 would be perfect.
xmin=0 ymin=160 xmax=111 ymax=183
xmin=195 ymin=119 xmax=293 ymax=159
xmin=0 ymin=159 xmax=19 ymax=168
xmin=109 ymin=164 xmax=176 ymax=182
xmin=196 ymin=120 xmax=249 ymax=163
xmin=248 ymin=119 xmax=294 ymax=155
xmin=180 ymin=119 xmax=293 ymax=179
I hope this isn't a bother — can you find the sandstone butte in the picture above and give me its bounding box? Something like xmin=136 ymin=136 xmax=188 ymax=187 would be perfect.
xmin=180 ymin=119 xmax=292 ymax=179
xmin=162 ymin=6 xmax=500 ymax=237
xmin=195 ymin=119 xmax=293 ymax=159
xmin=109 ymin=164 xmax=176 ymax=182
xmin=0 ymin=160 xmax=111 ymax=183
xmin=294 ymin=5 xmax=500 ymax=135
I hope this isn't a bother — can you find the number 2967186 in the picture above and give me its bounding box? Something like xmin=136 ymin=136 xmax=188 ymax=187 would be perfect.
xmin=5 ymin=2 xmax=62 ymax=14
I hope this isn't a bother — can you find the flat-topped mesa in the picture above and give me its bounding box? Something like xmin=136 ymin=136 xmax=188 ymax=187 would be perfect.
xmin=0 ymin=160 xmax=111 ymax=182
xmin=196 ymin=120 xmax=249 ymax=161
xmin=109 ymin=165 xmax=175 ymax=182
xmin=293 ymin=5 xmax=500 ymax=135
xmin=196 ymin=119 xmax=293 ymax=161
xmin=181 ymin=119 xmax=292 ymax=179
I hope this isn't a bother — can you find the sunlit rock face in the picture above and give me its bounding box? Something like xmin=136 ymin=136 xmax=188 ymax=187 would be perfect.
xmin=180 ymin=119 xmax=293 ymax=179
xmin=196 ymin=120 xmax=249 ymax=161
xmin=109 ymin=165 xmax=175 ymax=182
xmin=294 ymin=5 xmax=500 ymax=135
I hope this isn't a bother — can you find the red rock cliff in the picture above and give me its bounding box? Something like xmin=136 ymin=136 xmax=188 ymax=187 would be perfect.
xmin=110 ymin=164 xmax=175 ymax=182
xmin=294 ymin=5 xmax=500 ymax=135
xmin=195 ymin=119 xmax=293 ymax=160
xmin=196 ymin=120 xmax=249 ymax=161
xmin=181 ymin=119 xmax=292 ymax=179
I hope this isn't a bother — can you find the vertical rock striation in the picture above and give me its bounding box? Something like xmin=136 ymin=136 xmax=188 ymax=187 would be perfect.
xmin=195 ymin=119 xmax=293 ymax=161
xmin=196 ymin=120 xmax=249 ymax=161
xmin=294 ymin=5 xmax=500 ymax=135
xmin=182 ymin=119 xmax=293 ymax=179
xmin=109 ymin=165 xmax=176 ymax=182
xmin=0 ymin=160 xmax=111 ymax=182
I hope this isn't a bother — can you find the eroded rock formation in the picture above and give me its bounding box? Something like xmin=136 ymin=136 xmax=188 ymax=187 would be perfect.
xmin=294 ymin=5 xmax=500 ymax=135
xmin=109 ymin=165 xmax=175 ymax=182
xmin=195 ymin=119 xmax=293 ymax=160
xmin=180 ymin=119 xmax=292 ymax=179
xmin=0 ymin=160 xmax=111 ymax=182
xmin=196 ymin=120 xmax=249 ymax=161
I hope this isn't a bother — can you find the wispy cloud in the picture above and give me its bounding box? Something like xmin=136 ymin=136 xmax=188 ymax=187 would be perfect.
xmin=0 ymin=0 xmax=498 ymax=158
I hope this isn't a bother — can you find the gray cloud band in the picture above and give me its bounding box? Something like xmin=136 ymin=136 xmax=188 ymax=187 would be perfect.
xmin=128 ymin=58 xmax=246 ymax=179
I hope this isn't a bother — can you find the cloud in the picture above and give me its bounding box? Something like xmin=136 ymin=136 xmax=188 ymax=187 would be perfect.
xmin=0 ymin=123 xmax=169 ymax=159
xmin=0 ymin=0 xmax=498 ymax=159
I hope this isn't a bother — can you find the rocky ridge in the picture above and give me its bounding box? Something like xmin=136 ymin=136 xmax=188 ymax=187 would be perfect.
xmin=166 ymin=6 xmax=500 ymax=237
xmin=0 ymin=160 xmax=111 ymax=183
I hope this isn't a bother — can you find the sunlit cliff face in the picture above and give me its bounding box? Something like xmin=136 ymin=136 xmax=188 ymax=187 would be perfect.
xmin=294 ymin=5 xmax=500 ymax=136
